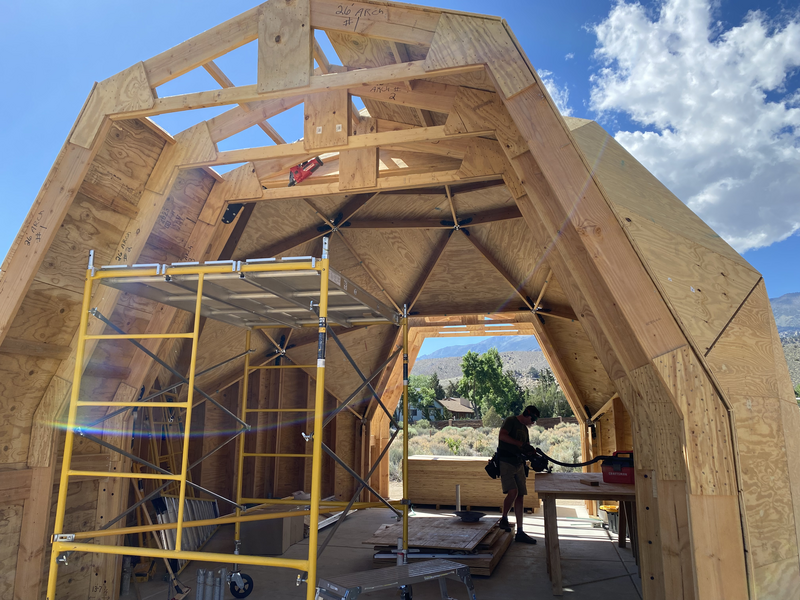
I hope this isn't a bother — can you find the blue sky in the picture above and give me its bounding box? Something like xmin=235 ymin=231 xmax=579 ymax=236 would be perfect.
xmin=2 ymin=0 xmax=798 ymax=310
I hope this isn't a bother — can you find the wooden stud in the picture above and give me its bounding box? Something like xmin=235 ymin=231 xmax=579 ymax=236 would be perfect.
xmin=339 ymin=117 xmax=378 ymax=191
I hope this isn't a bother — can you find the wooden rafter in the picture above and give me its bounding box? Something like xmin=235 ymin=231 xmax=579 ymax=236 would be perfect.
xmin=255 ymin=170 xmax=499 ymax=202
xmin=445 ymin=185 xmax=458 ymax=225
xmin=190 ymin=126 xmax=494 ymax=168
xmin=114 ymin=61 xmax=484 ymax=120
xmin=203 ymin=60 xmax=286 ymax=144
xmin=346 ymin=206 xmax=522 ymax=230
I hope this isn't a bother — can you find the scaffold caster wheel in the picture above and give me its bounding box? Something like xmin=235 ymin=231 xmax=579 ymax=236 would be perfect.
xmin=400 ymin=584 xmax=412 ymax=600
xmin=229 ymin=573 xmax=253 ymax=598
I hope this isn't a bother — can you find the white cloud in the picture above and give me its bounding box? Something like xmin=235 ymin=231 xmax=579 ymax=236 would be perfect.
xmin=539 ymin=69 xmax=574 ymax=116
xmin=589 ymin=0 xmax=800 ymax=252
xmin=565 ymin=52 xmax=575 ymax=60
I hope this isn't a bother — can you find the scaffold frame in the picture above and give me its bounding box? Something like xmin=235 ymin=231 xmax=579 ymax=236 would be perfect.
xmin=46 ymin=240 xmax=409 ymax=600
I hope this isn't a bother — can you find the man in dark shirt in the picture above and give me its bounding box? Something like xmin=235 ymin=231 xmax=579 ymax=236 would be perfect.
xmin=496 ymin=405 xmax=540 ymax=543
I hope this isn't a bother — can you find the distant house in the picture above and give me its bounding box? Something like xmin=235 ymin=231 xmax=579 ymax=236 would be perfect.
xmin=438 ymin=397 xmax=475 ymax=420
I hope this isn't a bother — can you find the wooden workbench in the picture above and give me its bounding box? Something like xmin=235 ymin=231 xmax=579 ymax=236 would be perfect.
xmin=534 ymin=472 xmax=636 ymax=595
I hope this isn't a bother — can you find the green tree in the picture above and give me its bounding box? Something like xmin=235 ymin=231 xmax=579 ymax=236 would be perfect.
xmin=458 ymin=348 xmax=525 ymax=419
xmin=430 ymin=372 xmax=446 ymax=400
xmin=527 ymin=368 xmax=573 ymax=418
xmin=408 ymin=374 xmax=443 ymax=420
xmin=445 ymin=379 xmax=460 ymax=398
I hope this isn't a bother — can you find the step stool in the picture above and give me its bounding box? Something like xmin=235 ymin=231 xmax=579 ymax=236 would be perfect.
xmin=315 ymin=559 xmax=477 ymax=600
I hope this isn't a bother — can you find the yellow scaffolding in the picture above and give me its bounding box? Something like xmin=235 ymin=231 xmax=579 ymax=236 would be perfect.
xmin=46 ymin=242 xmax=409 ymax=600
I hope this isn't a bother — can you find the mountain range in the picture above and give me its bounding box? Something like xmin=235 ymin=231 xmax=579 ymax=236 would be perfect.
xmin=772 ymin=292 xmax=800 ymax=336
xmin=412 ymin=292 xmax=800 ymax=390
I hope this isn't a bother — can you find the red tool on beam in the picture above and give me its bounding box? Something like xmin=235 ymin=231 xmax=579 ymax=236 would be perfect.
xmin=288 ymin=157 xmax=323 ymax=187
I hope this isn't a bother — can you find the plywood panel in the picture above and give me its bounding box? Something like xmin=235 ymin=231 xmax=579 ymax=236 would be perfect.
xmin=349 ymin=190 xmax=451 ymax=222
xmin=408 ymin=456 xmax=537 ymax=509
xmin=200 ymin=382 xmax=239 ymax=500
xmin=707 ymin=281 xmax=779 ymax=398
xmin=567 ymin=120 xmax=752 ymax=270
xmin=413 ymin=232 xmax=527 ymax=315
xmin=258 ymin=0 xmax=311 ymax=93
xmin=149 ymin=169 xmax=215 ymax=254
xmin=468 ymin=219 xmax=547 ymax=306
xmin=82 ymin=120 xmax=166 ymax=209
xmin=753 ymin=555 xmax=800 ymax=600
xmin=328 ymin=232 xmax=397 ymax=308
xmin=424 ymin=14 xmax=534 ymax=99
xmin=41 ymin=480 xmax=99 ymax=600
xmin=35 ymin=193 xmax=131 ymax=295
xmin=0 ymin=503 xmax=23 ymax=599
xmin=340 ymin=117 xmax=378 ymax=191
xmin=335 ymin=228 xmax=443 ymax=306
xmin=780 ymin=399 xmax=800 ymax=578
xmin=653 ymin=347 xmax=736 ymax=495
xmin=0 ymin=354 xmax=61 ymax=464
xmin=233 ymin=196 xmax=326 ymax=260
xmin=729 ymin=394 xmax=798 ymax=568
xmin=754 ymin=557 xmax=800 ymax=600
xmin=7 ymin=281 xmax=83 ymax=347
xmin=304 ymin=90 xmax=349 ymax=151
xmin=542 ymin=317 xmax=617 ymax=412
xmin=623 ymin=214 xmax=761 ymax=354
xmin=287 ymin=324 xmax=398 ymax=409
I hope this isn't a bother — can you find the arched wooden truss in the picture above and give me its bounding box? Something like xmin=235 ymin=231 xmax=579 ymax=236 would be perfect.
xmin=0 ymin=1 xmax=798 ymax=599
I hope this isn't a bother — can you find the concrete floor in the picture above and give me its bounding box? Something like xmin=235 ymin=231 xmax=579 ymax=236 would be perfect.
xmin=125 ymin=506 xmax=641 ymax=600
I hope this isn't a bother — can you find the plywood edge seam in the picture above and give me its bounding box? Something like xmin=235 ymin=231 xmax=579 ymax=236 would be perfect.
xmin=703 ymin=276 xmax=763 ymax=359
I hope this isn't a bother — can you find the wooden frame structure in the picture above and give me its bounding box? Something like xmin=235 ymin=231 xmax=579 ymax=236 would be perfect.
xmin=0 ymin=1 xmax=798 ymax=599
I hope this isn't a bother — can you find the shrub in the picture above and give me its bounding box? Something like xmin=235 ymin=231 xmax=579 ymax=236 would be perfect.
xmin=415 ymin=419 xmax=431 ymax=429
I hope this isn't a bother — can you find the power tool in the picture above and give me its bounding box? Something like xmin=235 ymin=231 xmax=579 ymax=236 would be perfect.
xmin=288 ymin=157 xmax=323 ymax=187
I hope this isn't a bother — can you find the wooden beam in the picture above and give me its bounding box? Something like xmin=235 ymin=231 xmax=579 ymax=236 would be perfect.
xmin=590 ymin=393 xmax=620 ymax=423
xmin=351 ymin=80 xmax=457 ymax=114
xmin=533 ymin=268 xmax=553 ymax=311
xmin=143 ymin=6 xmax=261 ymax=88
xmin=207 ymin=95 xmax=302 ymax=144
xmin=114 ymin=61 xmax=484 ymax=120
xmin=407 ymin=231 xmax=452 ymax=311
xmin=0 ymin=337 xmax=71 ymax=361
xmin=309 ymin=0 xmax=443 ymax=46
xmin=198 ymin=126 xmax=492 ymax=168
xmin=254 ymin=171 xmax=498 ymax=202
xmin=203 ymin=61 xmax=286 ymax=144
xmin=344 ymin=206 xmax=522 ymax=229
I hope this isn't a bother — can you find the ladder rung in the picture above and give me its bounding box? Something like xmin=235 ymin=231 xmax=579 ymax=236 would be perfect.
xmin=77 ymin=401 xmax=191 ymax=408
xmin=243 ymin=453 xmax=313 ymax=458
xmin=68 ymin=471 xmax=182 ymax=480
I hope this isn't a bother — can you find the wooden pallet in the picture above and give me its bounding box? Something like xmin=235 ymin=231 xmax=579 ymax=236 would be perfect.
xmin=373 ymin=529 xmax=513 ymax=576
xmin=364 ymin=516 xmax=496 ymax=551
